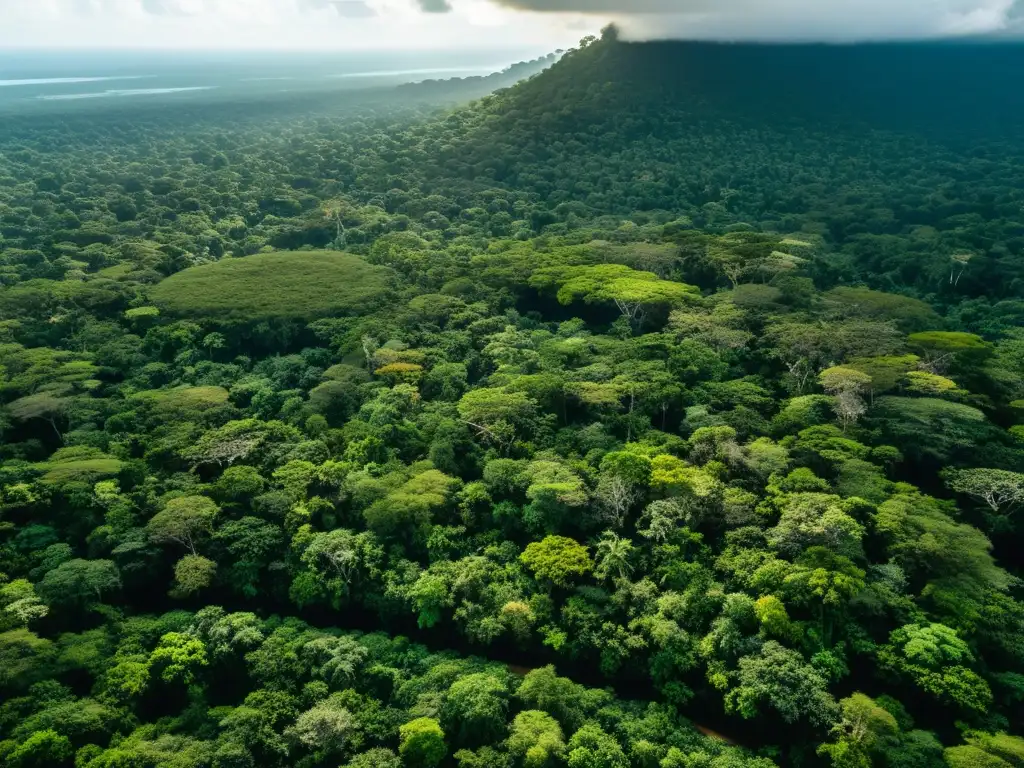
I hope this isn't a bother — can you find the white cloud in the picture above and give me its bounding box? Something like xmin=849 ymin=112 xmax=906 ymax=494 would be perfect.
xmin=0 ymin=0 xmax=592 ymax=50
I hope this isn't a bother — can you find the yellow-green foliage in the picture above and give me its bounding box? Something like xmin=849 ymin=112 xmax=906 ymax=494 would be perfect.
xmin=34 ymin=447 xmax=123 ymax=485
xmin=125 ymin=306 xmax=160 ymax=320
xmin=98 ymin=263 xmax=136 ymax=279
xmin=132 ymin=386 xmax=230 ymax=415
xmin=37 ymin=458 xmax=123 ymax=485
xmin=374 ymin=363 xmax=424 ymax=383
xmin=149 ymin=251 xmax=392 ymax=322
xmin=966 ymin=733 xmax=1024 ymax=765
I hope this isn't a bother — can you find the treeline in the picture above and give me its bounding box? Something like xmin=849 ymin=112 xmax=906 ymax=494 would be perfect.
xmin=394 ymin=53 xmax=560 ymax=102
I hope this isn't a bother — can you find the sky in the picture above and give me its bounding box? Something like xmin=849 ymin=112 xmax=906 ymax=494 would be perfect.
xmin=0 ymin=0 xmax=593 ymax=51
xmin=2 ymin=0 xmax=1024 ymax=51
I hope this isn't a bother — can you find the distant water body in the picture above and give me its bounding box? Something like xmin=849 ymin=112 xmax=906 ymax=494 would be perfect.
xmin=37 ymin=86 xmax=219 ymax=101
xmin=0 ymin=75 xmax=152 ymax=87
xmin=0 ymin=49 xmax=542 ymax=112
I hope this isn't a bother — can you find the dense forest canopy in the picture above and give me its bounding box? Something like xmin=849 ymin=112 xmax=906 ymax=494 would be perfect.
xmin=0 ymin=30 xmax=1022 ymax=768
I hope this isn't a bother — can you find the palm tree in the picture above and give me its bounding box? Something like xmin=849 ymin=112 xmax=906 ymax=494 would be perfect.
xmin=594 ymin=531 xmax=635 ymax=581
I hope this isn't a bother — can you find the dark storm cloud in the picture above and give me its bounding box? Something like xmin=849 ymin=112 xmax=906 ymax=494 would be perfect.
xmin=489 ymin=0 xmax=1024 ymax=41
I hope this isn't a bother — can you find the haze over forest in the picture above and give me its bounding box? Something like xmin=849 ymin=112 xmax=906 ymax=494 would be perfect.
xmin=0 ymin=8 xmax=1023 ymax=768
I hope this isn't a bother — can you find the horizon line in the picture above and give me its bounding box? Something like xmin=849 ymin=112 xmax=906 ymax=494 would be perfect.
xmin=3 ymin=38 xmax=1024 ymax=55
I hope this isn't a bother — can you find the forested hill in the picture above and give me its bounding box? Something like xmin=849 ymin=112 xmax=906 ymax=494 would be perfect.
xmin=382 ymin=31 xmax=1024 ymax=304
xmin=482 ymin=33 xmax=1024 ymax=136
xmin=1 ymin=30 xmax=1024 ymax=768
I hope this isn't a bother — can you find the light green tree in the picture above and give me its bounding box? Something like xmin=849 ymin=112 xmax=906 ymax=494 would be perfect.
xmin=147 ymin=496 xmax=219 ymax=555
xmin=565 ymin=723 xmax=628 ymax=768
xmin=520 ymin=537 xmax=593 ymax=587
xmin=878 ymin=623 xmax=992 ymax=712
xmin=399 ymin=717 xmax=447 ymax=768
xmin=531 ymin=264 xmax=697 ymax=326
xmin=908 ymin=331 xmax=991 ymax=373
xmin=593 ymin=532 xmax=635 ymax=581
xmin=819 ymin=366 xmax=872 ymax=432
xmin=817 ymin=693 xmax=899 ymax=768
xmin=441 ymin=672 xmax=510 ymax=747
xmin=286 ymin=694 xmax=354 ymax=754
xmin=945 ymin=468 xmax=1024 ymax=518
xmin=507 ymin=710 xmax=565 ymax=768
xmin=0 ymin=579 xmax=48 ymax=629
xmin=725 ymin=641 xmax=838 ymax=726
xmin=171 ymin=555 xmax=217 ymax=598
xmin=148 ymin=632 xmax=208 ymax=684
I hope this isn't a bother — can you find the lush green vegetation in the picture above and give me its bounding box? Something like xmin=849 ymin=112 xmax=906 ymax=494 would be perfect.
xmin=1 ymin=31 xmax=1023 ymax=768
xmin=149 ymin=251 xmax=393 ymax=324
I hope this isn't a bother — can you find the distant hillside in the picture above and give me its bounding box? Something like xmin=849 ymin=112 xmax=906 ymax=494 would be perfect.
xmin=467 ymin=30 xmax=1024 ymax=137
xmin=394 ymin=53 xmax=560 ymax=103
xmin=367 ymin=30 xmax=1024 ymax=300
xmin=3 ymin=33 xmax=1023 ymax=304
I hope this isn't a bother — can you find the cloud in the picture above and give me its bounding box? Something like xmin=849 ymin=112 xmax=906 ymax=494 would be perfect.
xmin=417 ymin=0 xmax=453 ymax=11
xmin=298 ymin=0 xmax=378 ymax=17
xmin=140 ymin=0 xmax=193 ymax=15
xmin=0 ymin=0 xmax=591 ymax=50
xmin=490 ymin=0 xmax=1024 ymax=41
xmin=334 ymin=1 xmax=378 ymax=17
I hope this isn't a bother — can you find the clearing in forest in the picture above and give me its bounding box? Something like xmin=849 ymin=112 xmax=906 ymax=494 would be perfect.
xmin=150 ymin=250 xmax=392 ymax=323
